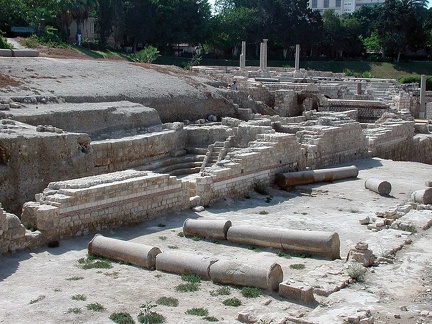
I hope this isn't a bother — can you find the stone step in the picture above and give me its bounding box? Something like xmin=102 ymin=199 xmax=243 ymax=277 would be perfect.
xmin=154 ymin=161 xmax=203 ymax=173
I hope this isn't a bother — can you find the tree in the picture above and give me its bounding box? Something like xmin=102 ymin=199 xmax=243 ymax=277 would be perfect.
xmin=59 ymin=0 xmax=97 ymax=44
xmin=376 ymin=0 xmax=426 ymax=61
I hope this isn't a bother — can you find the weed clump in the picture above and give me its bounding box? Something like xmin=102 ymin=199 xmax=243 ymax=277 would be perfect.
xmin=210 ymin=286 xmax=231 ymax=296
xmin=156 ymin=297 xmax=178 ymax=307
xmin=110 ymin=312 xmax=135 ymax=324
xmin=347 ymin=263 xmax=366 ymax=282
xmin=222 ymin=297 xmax=242 ymax=307
xmin=186 ymin=308 xmax=208 ymax=316
xmin=241 ymin=287 xmax=261 ymax=298
xmin=86 ymin=303 xmax=105 ymax=312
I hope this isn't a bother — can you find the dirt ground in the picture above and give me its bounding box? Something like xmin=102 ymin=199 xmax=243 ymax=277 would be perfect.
xmin=1 ymin=158 xmax=431 ymax=324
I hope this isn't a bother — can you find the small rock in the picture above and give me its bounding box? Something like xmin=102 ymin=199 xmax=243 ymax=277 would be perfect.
xmin=192 ymin=205 xmax=204 ymax=212
xmin=263 ymin=299 xmax=272 ymax=305
xmin=359 ymin=216 xmax=370 ymax=225
xmin=420 ymin=310 xmax=429 ymax=317
xmin=394 ymin=314 xmax=401 ymax=319
xmin=400 ymin=306 xmax=408 ymax=311
xmin=237 ymin=311 xmax=257 ymax=323
xmin=9 ymin=102 xmax=21 ymax=108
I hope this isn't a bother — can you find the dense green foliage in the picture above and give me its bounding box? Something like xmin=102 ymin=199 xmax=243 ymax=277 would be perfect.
xmin=1 ymin=0 xmax=432 ymax=62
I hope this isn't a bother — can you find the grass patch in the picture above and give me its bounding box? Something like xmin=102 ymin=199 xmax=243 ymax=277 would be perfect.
xmin=222 ymin=297 xmax=242 ymax=307
xmin=167 ymin=245 xmax=178 ymax=249
xmin=210 ymin=286 xmax=231 ymax=296
xmin=258 ymin=210 xmax=269 ymax=215
xmin=203 ymin=316 xmax=219 ymax=322
xmin=191 ymin=236 xmax=201 ymax=241
xmin=241 ymin=287 xmax=261 ymax=298
xmin=347 ymin=263 xmax=366 ymax=282
xmin=78 ymin=255 xmax=112 ymax=270
xmin=247 ymin=245 xmax=261 ymax=252
xmin=405 ymin=224 xmax=417 ymax=234
xmin=156 ymin=297 xmax=178 ymax=307
xmin=277 ymin=250 xmax=292 ymax=259
xmin=177 ymin=232 xmax=185 ymax=237
xmin=185 ymin=307 xmax=208 ymax=316
xmin=290 ymin=264 xmax=306 ymax=270
xmin=71 ymin=294 xmax=86 ymax=301
xmin=86 ymin=302 xmax=105 ymax=312
xmin=110 ymin=312 xmax=135 ymax=324
xmin=350 ymin=208 xmax=361 ymax=213
xmin=265 ymin=196 xmax=273 ymax=203
xmin=158 ymin=236 xmax=167 ymax=241
xmin=138 ymin=302 xmax=165 ymax=324
xmin=66 ymin=276 xmax=84 ymax=281
xmin=175 ymin=282 xmax=199 ymax=292
xmin=67 ymin=307 xmax=82 ymax=314
xmin=181 ymin=274 xmax=201 ymax=283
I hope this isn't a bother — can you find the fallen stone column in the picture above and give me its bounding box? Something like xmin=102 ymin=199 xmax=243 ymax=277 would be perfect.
xmin=276 ymin=165 xmax=358 ymax=188
xmin=227 ymin=225 xmax=340 ymax=260
xmin=411 ymin=188 xmax=432 ymax=204
xmin=209 ymin=259 xmax=283 ymax=291
xmin=88 ymin=234 xmax=161 ymax=269
xmin=365 ymin=178 xmax=392 ymax=195
xmin=183 ymin=218 xmax=232 ymax=240
xmin=155 ymin=251 xmax=218 ymax=279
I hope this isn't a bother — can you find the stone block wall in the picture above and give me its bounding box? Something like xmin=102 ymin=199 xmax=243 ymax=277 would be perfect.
xmin=297 ymin=123 xmax=368 ymax=169
xmin=92 ymin=128 xmax=186 ymax=173
xmin=185 ymin=125 xmax=232 ymax=148
xmin=365 ymin=121 xmax=415 ymax=160
xmin=0 ymin=123 xmax=94 ymax=214
xmin=193 ymin=133 xmax=305 ymax=205
xmin=21 ymin=170 xmax=190 ymax=240
xmin=0 ymin=204 xmax=43 ymax=253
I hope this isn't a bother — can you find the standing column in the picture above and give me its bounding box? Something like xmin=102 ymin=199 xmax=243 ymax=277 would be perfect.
xmin=259 ymin=41 xmax=264 ymax=71
xmin=295 ymin=44 xmax=300 ymax=71
xmin=420 ymin=74 xmax=427 ymax=119
xmin=263 ymin=39 xmax=268 ymax=71
xmin=240 ymin=41 xmax=246 ymax=70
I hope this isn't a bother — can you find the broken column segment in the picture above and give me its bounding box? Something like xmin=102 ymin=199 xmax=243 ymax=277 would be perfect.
xmin=88 ymin=234 xmax=161 ymax=269
xmin=226 ymin=225 xmax=340 ymax=260
xmin=365 ymin=178 xmax=392 ymax=195
xmin=276 ymin=165 xmax=358 ymax=189
xmin=155 ymin=251 xmax=218 ymax=280
xmin=209 ymin=259 xmax=283 ymax=291
xmin=278 ymin=281 xmax=315 ymax=304
xmin=411 ymin=188 xmax=432 ymax=204
xmin=183 ymin=218 xmax=232 ymax=240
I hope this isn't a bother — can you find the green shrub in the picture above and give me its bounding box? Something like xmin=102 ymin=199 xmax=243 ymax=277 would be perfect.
xmin=67 ymin=307 xmax=82 ymax=314
xmin=175 ymin=282 xmax=199 ymax=292
xmin=241 ymin=287 xmax=260 ymax=298
xmin=277 ymin=250 xmax=292 ymax=259
xmin=185 ymin=307 xmax=208 ymax=316
xmin=78 ymin=255 xmax=112 ymax=270
xmin=222 ymin=297 xmax=242 ymax=307
xmin=86 ymin=302 xmax=105 ymax=312
xmin=110 ymin=312 xmax=135 ymax=324
xmin=156 ymin=297 xmax=178 ymax=307
xmin=0 ymin=31 xmax=12 ymax=49
xmin=399 ymin=75 xmax=432 ymax=90
xmin=210 ymin=286 xmax=231 ymax=296
xmin=71 ymin=294 xmax=86 ymax=301
xmin=137 ymin=302 xmax=165 ymax=324
xmin=130 ymin=46 xmax=160 ymax=63
xmin=203 ymin=316 xmax=219 ymax=322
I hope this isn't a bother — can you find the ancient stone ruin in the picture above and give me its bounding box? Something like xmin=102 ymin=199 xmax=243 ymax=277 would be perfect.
xmin=0 ymin=59 xmax=432 ymax=255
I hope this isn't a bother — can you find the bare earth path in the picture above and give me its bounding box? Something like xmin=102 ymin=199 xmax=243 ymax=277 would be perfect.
xmin=1 ymin=158 xmax=431 ymax=324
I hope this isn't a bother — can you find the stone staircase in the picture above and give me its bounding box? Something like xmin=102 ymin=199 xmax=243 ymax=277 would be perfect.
xmin=200 ymin=137 xmax=233 ymax=171
xmin=135 ymin=148 xmax=206 ymax=176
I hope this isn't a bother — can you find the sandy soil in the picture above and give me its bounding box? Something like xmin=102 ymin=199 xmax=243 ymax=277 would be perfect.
xmin=1 ymin=158 xmax=431 ymax=324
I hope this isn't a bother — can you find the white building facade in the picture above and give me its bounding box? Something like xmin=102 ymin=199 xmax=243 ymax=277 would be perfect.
xmin=309 ymin=0 xmax=385 ymax=14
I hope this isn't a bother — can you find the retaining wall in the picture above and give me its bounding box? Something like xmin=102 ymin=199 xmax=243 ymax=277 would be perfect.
xmin=21 ymin=170 xmax=190 ymax=240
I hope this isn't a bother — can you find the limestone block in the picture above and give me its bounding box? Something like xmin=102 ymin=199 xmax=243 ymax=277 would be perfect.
xmin=0 ymin=49 xmax=12 ymax=57
xmin=12 ymin=49 xmax=39 ymax=57
xmin=278 ymin=281 xmax=315 ymax=304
